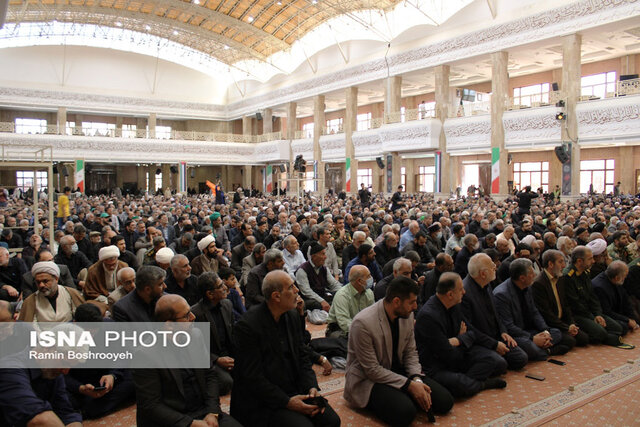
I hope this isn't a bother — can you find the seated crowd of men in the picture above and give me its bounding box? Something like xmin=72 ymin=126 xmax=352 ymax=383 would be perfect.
xmin=1 ymin=185 xmax=640 ymax=426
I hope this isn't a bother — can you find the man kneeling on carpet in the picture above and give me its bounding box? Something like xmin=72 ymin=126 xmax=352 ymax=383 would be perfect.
xmin=345 ymin=276 xmax=453 ymax=426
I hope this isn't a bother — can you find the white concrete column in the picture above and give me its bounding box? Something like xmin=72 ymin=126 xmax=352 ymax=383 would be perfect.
xmin=148 ymin=113 xmax=157 ymax=139
xmin=263 ymin=108 xmax=273 ymax=134
xmin=384 ymin=76 xmax=402 ymax=121
xmin=491 ymin=51 xmax=509 ymax=196
xmin=562 ymin=34 xmax=581 ymax=197
xmin=57 ymin=107 xmax=67 ymax=135
xmin=435 ymin=65 xmax=452 ymax=195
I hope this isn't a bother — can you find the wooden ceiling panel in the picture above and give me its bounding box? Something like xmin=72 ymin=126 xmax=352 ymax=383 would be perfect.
xmin=6 ymin=0 xmax=403 ymax=66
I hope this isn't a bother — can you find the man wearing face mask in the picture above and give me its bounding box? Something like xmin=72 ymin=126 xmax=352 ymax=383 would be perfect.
xmin=54 ymin=235 xmax=92 ymax=289
xmin=426 ymin=223 xmax=444 ymax=260
xmin=19 ymin=261 xmax=85 ymax=322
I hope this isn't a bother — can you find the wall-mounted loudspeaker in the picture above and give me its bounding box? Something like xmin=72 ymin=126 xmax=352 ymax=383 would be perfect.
xmin=53 ymin=164 xmax=58 ymax=174
xmin=376 ymin=157 xmax=385 ymax=169
xmin=552 ymin=82 xmax=559 ymax=92
xmin=256 ymin=112 xmax=263 ymax=121
xmin=155 ymin=168 xmax=162 ymax=175
xmin=554 ymin=145 xmax=570 ymax=164
xmin=170 ymin=166 xmax=178 ymax=174
xmin=190 ymin=169 xmax=196 ymax=179
xmin=61 ymin=165 xmax=69 ymax=177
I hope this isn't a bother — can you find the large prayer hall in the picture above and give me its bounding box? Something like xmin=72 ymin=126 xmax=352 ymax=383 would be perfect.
xmin=1 ymin=0 xmax=640 ymax=426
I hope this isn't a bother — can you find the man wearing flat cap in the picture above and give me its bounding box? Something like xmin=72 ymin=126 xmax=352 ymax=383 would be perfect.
xmin=19 ymin=261 xmax=85 ymax=322
xmin=83 ymin=245 xmax=129 ymax=304
xmin=295 ymin=242 xmax=342 ymax=311
xmin=191 ymin=235 xmax=228 ymax=276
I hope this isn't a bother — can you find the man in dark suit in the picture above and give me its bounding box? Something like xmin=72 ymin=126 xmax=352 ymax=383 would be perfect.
xmin=230 ymin=236 xmax=256 ymax=279
xmin=245 ymin=248 xmax=285 ymax=309
xmin=592 ymin=261 xmax=640 ymax=336
xmin=420 ymin=253 xmax=453 ymax=306
xmin=165 ymin=254 xmax=199 ymax=306
xmin=191 ymin=272 xmax=235 ymax=395
xmin=454 ymin=234 xmax=480 ymax=278
xmin=560 ymin=246 xmax=626 ymax=347
xmin=531 ymin=250 xmax=589 ymax=347
xmin=112 ymin=265 xmax=166 ymax=322
xmin=415 ymin=272 xmax=508 ymax=398
xmin=374 ymin=232 xmax=400 ymax=268
xmin=497 ymin=243 xmax=531 ymax=283
xmin=231 ymin=270 xmax=340 ymax=427
xmin=134 ymin=294 xmax=240 ymax=427
xmin=461 ymin=253 xmax=528 ymax=370
xmin=493 ymin=258 xmax=574 ymax=361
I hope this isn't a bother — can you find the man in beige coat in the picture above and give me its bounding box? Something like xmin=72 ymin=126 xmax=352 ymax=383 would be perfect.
xmin=345 ymin=276 xmax=453 ymax=426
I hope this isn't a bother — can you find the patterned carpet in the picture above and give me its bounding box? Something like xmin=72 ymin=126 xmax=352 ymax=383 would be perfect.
xmin=85 ymin=325 xmax=640 ymax=427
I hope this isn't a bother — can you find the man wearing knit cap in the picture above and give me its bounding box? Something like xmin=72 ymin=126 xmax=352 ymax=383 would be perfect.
xmin=191 ymin=235 xmax=228 ymax=276
xmin=19 ymin=261 xmax=85 ymax=322
xmin=587 ymin=238 xmax=609 ymax=279
xmin=209 ymin=212 xmax=230 ymax=255
xmin=295 ymin=242 xmax=342 ymax=311
xmin=83 ymin=246 xmax=129 ymax=304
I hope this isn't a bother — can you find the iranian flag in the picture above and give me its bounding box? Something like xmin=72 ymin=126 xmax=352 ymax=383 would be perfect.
xmin=266 ymin=165 xmax=273 ymax=193
xmin=491 ymin=148 xmax=500 ymax=194
xmin=75 ymin=160 xmax=85 ymax=193
xmin=345 ymin=158 xmax=351 ymax=192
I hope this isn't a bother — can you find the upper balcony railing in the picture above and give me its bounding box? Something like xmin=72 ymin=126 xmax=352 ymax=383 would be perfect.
xmin=0 ymin=123 xmax=283 ymax=144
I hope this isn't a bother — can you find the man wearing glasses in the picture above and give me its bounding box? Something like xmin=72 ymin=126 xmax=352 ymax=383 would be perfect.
xmin=192 ymin=272 xmax=235 ymax=396
xmin=134 ymin=294 xmax=241 ymax=427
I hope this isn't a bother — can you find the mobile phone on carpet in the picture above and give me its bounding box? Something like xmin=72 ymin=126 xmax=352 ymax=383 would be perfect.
xmin=548 ymin=358 xmax=566 ymax=366
xmin=525 ymin=373 xmax=545 ymax=381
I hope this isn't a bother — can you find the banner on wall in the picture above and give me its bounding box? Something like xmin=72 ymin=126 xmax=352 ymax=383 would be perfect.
xmin=266 ymin=165 xmax=273 ymax=193
xmin=74 ymin=159 xmax=84 ymax=193
xmin=491 ymin=147 xmax=500 ymax=194
xmin=345 ymin=158 xmax=351 ymax=193
xmin=435 ymin=151 xmax=442 ymax=193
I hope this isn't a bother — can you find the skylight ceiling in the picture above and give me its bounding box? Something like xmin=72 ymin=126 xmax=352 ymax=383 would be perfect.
xmin=0 ymin=0 xmax=473 ymax=79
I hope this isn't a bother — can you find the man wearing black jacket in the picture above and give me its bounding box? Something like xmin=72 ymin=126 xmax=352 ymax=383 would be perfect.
xmin=231 ymin=270 xmax=340 ymax=427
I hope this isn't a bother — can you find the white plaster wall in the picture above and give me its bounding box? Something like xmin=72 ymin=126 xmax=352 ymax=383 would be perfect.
xmin=0 ymin=45 xmax=227 ymax=104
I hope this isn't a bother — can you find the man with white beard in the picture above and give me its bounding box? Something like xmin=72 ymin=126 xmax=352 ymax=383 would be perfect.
xmin=83 ymin=246 xmax=129 ymax=304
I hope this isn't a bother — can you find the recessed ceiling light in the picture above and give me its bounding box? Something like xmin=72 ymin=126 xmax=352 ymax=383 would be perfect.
xmin=312 ymin=0 xmax=317 ymax=4
xmin=145 ymin=25 xmax=151 ymax=30
xmin=277 ymin=1 xmax=282 ymax=4
xmin=224 ymin=45 xmax=229 ymax=50
xmin=247 ymin=16 xmax=254 ymax=22
xmin=173 ymin=30 xmax=179 ymax=35
xmin=194 ymin=0 xmax=200 ymax=3
xmin=115 ymin=22 xmax=122 ymax=27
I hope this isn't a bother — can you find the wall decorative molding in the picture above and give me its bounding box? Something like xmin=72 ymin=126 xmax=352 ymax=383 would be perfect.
xmin=0 ymin=87 xmax=228 ymax=120
xmin=0 ymin=1 xmax=637 ymax=120
xmin=291 ymin=138 xmax=315 ymax=161
xmin=319 ymin=134 xmax=346 ymax=162
xmin=225 ymin=0 xmax=640 ymax=118
xmin=504 ymin=106 xmax=563 ymax=149
xmin=444 ymin=116 xmax=491 ymax=153
xmin=0 ymin=133 xmax=290 ymax=164
xmin=577 ymin=95 xmax=640 ymax=144
xmin=352 ymin=129 xmax=382 ymax=158
xmin=378 ymin=119 xmax=440 ymax=153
